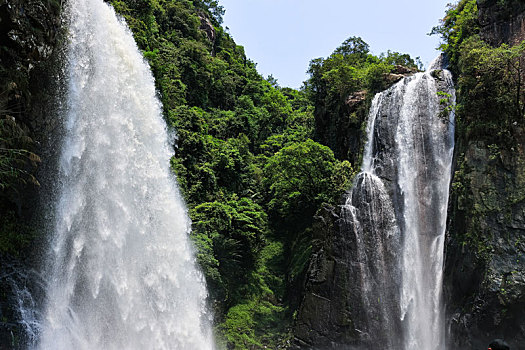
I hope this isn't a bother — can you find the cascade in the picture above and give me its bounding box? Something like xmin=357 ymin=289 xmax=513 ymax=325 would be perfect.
xmin=343 ymin=57 xmax=455 ymax=349
xmin=30 ymin=0 xmax=214 ymax=348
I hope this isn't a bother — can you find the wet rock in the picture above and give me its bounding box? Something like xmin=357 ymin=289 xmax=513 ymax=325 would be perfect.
xmin=198 ymin=13 xmax=215 ymax=44
xmin=384 ymin=73 xmax=405 ymax=85
xmin=477 ymin=0 xmax=525 ymax=46
xmin=0 ymin=0 xmax=61 ymax=69
xmin=391 ymin=64 xmax=417 ymax=75
xmin=445 ymin=139 xmax=525 ymax=349
xmin=0 ymin=1 xmax=62 ymax=349
xmin=385 ymin=65 xmax=417 ymax=87
xmin=292 ymin=204 xmax=360 ymax=349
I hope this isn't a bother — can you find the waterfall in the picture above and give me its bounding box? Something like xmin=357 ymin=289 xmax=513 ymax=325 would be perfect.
xmin=343 ymin=57 xmax=455 ymax=349
xmin=33 ymin=0 xmax=214 ymax=348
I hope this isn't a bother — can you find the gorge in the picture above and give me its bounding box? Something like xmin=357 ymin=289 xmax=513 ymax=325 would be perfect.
xmin=0 ymin=0 xmax=524 ymax=349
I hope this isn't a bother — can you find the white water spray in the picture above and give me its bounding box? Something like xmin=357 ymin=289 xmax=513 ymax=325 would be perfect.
xmin=35 ymin=0 xmax=214 ymax=349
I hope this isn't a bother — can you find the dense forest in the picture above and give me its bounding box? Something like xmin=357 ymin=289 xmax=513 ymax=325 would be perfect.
xmin=0 ymin=0 xmax=524 ymax=349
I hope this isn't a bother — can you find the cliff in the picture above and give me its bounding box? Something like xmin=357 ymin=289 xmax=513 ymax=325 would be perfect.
xmin=0 ymin=0 xmax=61 ymax=138
xmin=444 ymin=1 xmax=525 ymax=348
xmin=0 ymin=0 xmax=62 ymax=214
xmin=294 ymin=1 xmax=525 ymax=348
xmin=478 ymin=0 xmax=525 ymax=46
xmin=3 ymin=0 xmax=523 ymax=349
xmin=0 ymin=0 xmax=62 ymax=348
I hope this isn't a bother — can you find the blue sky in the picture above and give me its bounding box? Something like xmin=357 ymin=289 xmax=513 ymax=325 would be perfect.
xmin=219 ymin=0 xmax=453 ymax=88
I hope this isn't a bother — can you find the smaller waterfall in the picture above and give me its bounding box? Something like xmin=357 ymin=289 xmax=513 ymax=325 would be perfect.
xmin=343 ymin=171 xmax=401 ymax=348
xmin=343 ymin=57 xmax=455 ymax=349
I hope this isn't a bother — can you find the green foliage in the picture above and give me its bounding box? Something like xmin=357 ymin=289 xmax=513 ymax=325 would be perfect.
xmin=380 ymin=50 xmax=423 ymax=69
xmin=230 ymin=243 xmax=289 ymax=349
xmin=305 ymin=36 xmax=419 ymax=101
xmin=191 ymin=198 xmax=267 ymax=305
xmin=332 ymin=36 xmax=370 ymax=62
xmin=433 ymin=0 xmax=525 ymax=143
xmin=219 ymin=240 xmax=289 ymax=349
xmin=193 ymin=0 xmax=225 ymax=24
xmin=457 ymin=37 xmax=525 ymax=141
xmin=263 ymin=139 xmax=352 ymax=229
xmin=304 ymin=36 xmax=419 ymax=162
xmin=430 ymin=0 xmax=479 ymax=72
xmin=221 ymin=297 xmax=287 ymax=350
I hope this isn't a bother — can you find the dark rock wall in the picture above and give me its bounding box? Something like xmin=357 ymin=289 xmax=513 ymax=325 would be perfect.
xmin=445 ymin=137 xmax=525 ymax=349
xmin=0 ymin=0 xmax=63 ymax=213
xmin=313 ymin=90 xmax=368 ymax=166
xmin=444 ymin=2 xmax=525 ymax=349
xmin=0 ymin=0 xmax=62 ymax=348
xmin=478 ymin=0 xmax=525 ymax=46
xmin=292 ymin=204 xmax=359 ymax=350
xmin=0 ymin=0 xmax=62 ymax=144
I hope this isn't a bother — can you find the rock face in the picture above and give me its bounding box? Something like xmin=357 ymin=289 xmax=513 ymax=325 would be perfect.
xmin=0 ymin=0 xmax=60 ymax=64
xmin=292 ymin=204 xmax=360 ymax=349
xmin=0 ymin=0 xmax=62 ymax=210
xmin=445 ymin=137 xmax=525 ymax=349
xmin=0 ymin=0 xmax=62 ymax=348
xmin=0 ymin=0 xmax=62 ymax=136
xmin=313 ymin=90 xmax=367 ymax=167
xmin=478 ymin=0 xmax=525 ymax=46
xmin=444 ymin=2 xmax=525 ymax=349
xmin=198 ymin=13 xmax=216 ymax=44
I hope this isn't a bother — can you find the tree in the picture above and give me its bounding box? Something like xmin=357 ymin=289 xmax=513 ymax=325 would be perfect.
xmin=263 ymin=139 xmax=350 ymax=230
xmin=191 ymin=198 xmax=268 ymax=305
xmin=333 ymin=36 xmax=370 ymax=62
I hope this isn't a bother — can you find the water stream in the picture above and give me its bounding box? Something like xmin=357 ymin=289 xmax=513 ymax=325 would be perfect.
xmin=32 ymin=0 xmax=214 ymax=348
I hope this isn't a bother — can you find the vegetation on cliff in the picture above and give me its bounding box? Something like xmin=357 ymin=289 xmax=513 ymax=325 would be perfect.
xmin=306 ymin=37 xmax=420 ymax=163
xmin=0 ymin=0 xmax=60 ymax=252
xmin=433 ymin=0 xmax=525 ymax=347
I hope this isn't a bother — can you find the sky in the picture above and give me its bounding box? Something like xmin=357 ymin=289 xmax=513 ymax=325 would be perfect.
xmin=219 ymin=0 xmax=454 ymax=88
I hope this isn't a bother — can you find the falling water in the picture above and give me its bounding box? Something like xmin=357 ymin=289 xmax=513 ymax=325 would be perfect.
xmin=343 ymin=57 xmax=455 ymax=349
xmin=33 ymin=0 xmax=214 ymax=348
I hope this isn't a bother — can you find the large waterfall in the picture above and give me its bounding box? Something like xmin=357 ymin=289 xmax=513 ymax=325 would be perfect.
xmin=33 ymin=0 xmax=214 ymax=348
xmin=343 ymin=58 xmax=455 ymax=349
